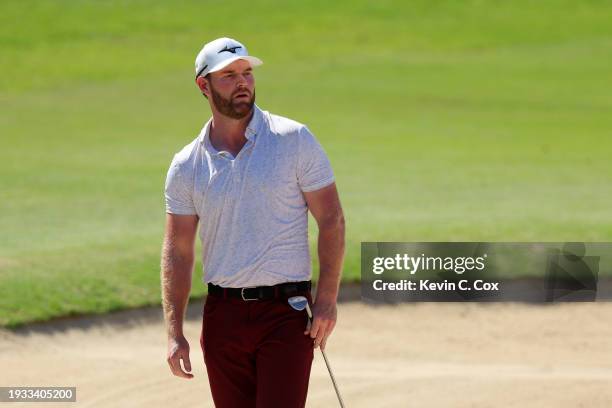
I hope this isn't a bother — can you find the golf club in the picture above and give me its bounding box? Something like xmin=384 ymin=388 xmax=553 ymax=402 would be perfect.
xmin=288 ymin=296 xmax=346 ymax=408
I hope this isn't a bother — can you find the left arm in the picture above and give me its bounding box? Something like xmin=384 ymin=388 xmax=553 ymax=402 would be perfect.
xmin=303 ymin=182 xmax=345 ymax=350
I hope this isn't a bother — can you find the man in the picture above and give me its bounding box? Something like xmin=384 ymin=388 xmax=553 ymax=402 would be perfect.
xmin=161 ymin=37 xmax=345 ymax=408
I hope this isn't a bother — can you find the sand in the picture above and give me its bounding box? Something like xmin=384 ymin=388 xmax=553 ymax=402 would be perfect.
xmin=1 ymin=301 xmax=611 ymax=407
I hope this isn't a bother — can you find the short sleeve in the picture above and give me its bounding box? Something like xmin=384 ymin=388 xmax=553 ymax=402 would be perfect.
xmin=164 ymin=156 xmax=197 ymax=215
xmin=296 ymin=126 xmax=335 ymax=192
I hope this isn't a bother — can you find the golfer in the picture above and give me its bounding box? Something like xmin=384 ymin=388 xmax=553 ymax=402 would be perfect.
xmin=161 ymin=37 xmax=345 ymax=408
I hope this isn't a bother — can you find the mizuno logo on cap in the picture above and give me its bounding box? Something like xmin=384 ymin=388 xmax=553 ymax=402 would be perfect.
xmin=196 ymin=64 xmax=208 ymax=78
xmin=219 ymin=45 xmax=242 ymax=54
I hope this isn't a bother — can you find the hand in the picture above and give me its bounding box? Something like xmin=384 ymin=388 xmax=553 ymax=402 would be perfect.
xmin=167 ymin=335 xmax=193 ymax=379
xmin=304 ymin=299 xmax=337 ymax=350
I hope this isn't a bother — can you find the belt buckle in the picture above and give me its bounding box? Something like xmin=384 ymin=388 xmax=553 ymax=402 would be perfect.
xmin=241 ymin=287 xmax=258 ymax=301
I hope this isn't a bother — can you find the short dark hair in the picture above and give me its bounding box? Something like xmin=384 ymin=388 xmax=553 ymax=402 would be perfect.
xmin=199 ymin=73 xmax=211 ymax=99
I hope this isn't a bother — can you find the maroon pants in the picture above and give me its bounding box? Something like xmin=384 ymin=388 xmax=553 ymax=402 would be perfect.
xmin=200 ymin=291 xmax=314 ymax=408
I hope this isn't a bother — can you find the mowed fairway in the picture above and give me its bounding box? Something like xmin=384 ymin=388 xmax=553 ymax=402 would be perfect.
xmin=1 ymin=1 xmax=612 ymax=326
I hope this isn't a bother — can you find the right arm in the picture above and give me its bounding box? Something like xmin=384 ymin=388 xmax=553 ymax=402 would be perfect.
xmin=161 ymin=213 xmax=199 ymax=379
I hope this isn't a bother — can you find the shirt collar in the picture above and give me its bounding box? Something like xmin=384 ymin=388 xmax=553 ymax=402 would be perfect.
xmin=245 ymin=104 xmax=263 ymax=140
xmin=200 ymin=104 xmax=263 ymax=154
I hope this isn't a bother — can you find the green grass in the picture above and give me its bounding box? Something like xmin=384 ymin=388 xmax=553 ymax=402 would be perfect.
xmin=1 ymin=0 xmax=612 ymax=326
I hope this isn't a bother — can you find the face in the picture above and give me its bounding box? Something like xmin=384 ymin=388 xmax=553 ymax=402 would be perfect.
xmin=200 ymin=59 xmax=256 ymax=119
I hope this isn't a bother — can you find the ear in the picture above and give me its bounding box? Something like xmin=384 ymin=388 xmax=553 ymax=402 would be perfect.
xmin=195 ymin=76 xmax=210 ymax=97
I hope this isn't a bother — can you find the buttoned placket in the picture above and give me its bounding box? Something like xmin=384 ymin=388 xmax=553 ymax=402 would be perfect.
xmin=219 ymin=134 xmax=256 ymax=201
xmin=201 ymin=111 xmax=259 ymax=207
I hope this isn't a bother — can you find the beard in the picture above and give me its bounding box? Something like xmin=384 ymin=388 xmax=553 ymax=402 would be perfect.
xmin=209 ymin=83 xmax=256 ymax=120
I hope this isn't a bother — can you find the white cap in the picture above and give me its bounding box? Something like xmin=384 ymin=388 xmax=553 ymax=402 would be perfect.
xmin=195 ymin=37 xmax=263 ymax=78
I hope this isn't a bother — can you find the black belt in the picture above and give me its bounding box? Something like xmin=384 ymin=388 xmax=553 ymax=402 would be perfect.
xmin=208 ymin=281 xmax=311 ymax=301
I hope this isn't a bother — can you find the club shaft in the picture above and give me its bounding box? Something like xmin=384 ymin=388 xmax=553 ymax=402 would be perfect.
xmin=304 ymin=303 xmax=346 ymax=408
xmin=321 ymin=349 xmax=346 ymax=408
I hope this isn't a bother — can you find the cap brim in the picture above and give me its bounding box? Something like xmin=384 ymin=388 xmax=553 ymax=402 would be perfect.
xmin=208 ymin=56 xmax=263 ymax=75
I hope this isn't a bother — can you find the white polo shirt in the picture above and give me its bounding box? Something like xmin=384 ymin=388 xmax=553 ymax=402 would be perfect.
xmin=164 ymin=105 xmax=335 ymax=287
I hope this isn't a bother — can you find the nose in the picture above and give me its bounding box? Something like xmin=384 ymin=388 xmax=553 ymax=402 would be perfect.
xmin=236 ymin=73 xmax=249 ymax=87
xmin=235 ymin=78 xmax=252 ymax=96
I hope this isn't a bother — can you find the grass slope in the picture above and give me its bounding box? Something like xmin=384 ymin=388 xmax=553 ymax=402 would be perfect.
xmin=1 ymin=0 xmax=612 ymax=326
